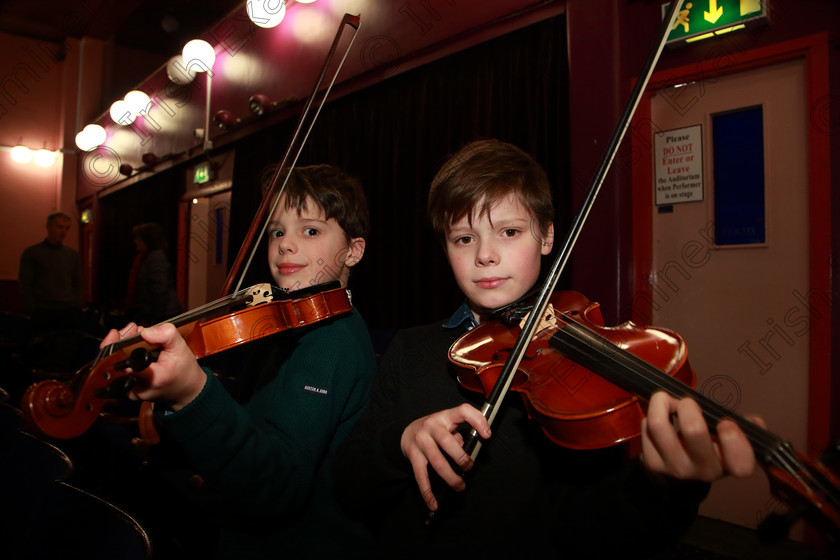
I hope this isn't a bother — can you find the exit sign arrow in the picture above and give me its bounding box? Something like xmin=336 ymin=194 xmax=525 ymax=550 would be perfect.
xmin=704 ymin=0 xmax=723 ymax=24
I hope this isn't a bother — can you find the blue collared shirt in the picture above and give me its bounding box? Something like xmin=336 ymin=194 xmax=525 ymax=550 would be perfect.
xmin=443 ymin=301 xmax=478 ymax=330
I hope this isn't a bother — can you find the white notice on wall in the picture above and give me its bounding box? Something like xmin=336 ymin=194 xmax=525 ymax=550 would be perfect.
xmin=654 ymin=124 xmax=703 ymax=205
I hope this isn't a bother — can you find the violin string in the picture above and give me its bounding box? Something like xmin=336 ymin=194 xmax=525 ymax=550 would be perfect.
xmin=550 ymin=316 xmax=788 ymax=460
xmin=553 ymin=317 xmax=840 ymax=519
xmin=770 ymin=443 xmax=808 ymax=487
xmin=94 ymin=286 xmax=258 ymax=366
xmin=781 ymin=443 xmax=840 ymax=503
xmin=770 ymin=444 xmax=840 ymax=519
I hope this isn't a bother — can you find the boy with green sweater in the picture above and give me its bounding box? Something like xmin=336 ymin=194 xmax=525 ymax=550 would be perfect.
xmin=101 ymin=165 xmax=376 ymax=558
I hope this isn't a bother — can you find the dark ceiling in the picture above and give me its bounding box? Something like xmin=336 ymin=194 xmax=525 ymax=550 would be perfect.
xmin=0 ymin=0 xmax=243 ymax=57
xmin=0 ymin=0 xmax=246 ymax=110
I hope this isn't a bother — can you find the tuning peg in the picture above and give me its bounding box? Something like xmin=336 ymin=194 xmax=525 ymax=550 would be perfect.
xmin=94 ymin=375 xmax=137 ymax=399
xmin=114 ymin=348 xmax=161 ymax=372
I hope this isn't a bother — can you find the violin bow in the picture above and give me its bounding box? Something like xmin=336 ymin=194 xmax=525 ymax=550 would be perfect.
xmin=222 ymin=13 xmax=361 ymax=296
xmin=460 ymin=0 xmax=684 ymax=462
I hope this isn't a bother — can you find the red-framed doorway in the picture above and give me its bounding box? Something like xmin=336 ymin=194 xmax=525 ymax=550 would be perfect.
xmin=629 ymin=33 xmax=832 ymax=457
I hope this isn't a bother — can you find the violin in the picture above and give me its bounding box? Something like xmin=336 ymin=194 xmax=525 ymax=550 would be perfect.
xmin=21 ymin=282 xmax=352 ymax=440
xmin=450 ymin=290 xmax=840 ymax=542
xmin=452 ymin=290 xmax=695 ymax=450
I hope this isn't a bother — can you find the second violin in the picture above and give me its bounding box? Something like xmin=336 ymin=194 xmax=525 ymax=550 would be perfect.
xmin=451 ymin=290 xmax=695 ymax=450
xmin=450 ymin=289 xmax=840 ymax=542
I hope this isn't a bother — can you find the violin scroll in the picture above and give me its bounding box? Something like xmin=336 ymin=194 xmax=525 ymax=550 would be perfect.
xmin=21 ymin=339 xmax=161 ymax=439
xmin=21 ymin=380 xmax=79 ymax=436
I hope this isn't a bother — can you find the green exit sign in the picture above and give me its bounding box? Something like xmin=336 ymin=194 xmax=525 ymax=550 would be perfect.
xmin=194 ymin=161 xmax=213 ymax=184
xmin=663 ymin=0 xmax=767 ymax=44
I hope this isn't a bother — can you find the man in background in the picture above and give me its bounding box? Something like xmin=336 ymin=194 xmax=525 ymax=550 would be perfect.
xmin=19 ymin=212 xmax=83 ymax=334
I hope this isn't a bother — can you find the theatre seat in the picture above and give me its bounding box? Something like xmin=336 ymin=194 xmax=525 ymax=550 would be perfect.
xmin=1 ymin=403 xmax=152 ymax=559
xmin=15 ymin=480 xmax=153 ymax=560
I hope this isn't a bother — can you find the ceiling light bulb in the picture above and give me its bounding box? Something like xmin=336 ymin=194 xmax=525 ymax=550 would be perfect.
xmin=110 ymin=99 xmax=135 ymax=125
xmin=33 ymin=149 xmax=56 ymax=167
xmin=10 ymin=145 xmax=32 ymax=163
xmin=75 ymin=124 xmax=106 ymax=151
xmin=182 ymin=39 xmax=216 ymax=72
xmin=125 ymin=90 xmax=152 ymax=116
xmin=85 ymin=124 xmax=107 ymax=147
xmin=247 ymin=0 xmax=287 ymax=29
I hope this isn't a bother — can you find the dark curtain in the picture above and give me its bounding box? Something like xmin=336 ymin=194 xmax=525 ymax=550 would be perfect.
xmin=229 ymin=15 xmax=570 ymax=331
xmin=96 ymin=166 xmax=183 ymax=314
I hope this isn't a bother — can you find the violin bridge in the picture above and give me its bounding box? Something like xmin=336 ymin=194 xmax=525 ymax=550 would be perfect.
xmin=519 ymin=303 xmax=557 ymax=334
xmin=246 ymin=283 xmax=275 ymax=306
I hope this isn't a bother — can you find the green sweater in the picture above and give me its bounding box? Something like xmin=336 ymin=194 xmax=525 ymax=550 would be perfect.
xmin=158 ymin=308 xmax=376 ymax=558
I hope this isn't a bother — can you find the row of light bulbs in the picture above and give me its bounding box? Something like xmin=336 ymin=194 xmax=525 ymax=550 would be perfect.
xmin=9 ymin=145 xmax=58 ymax=167
xmin=8 ymin=2 xmax=312 ymax=168
xmin=74 ymin=38 xmax=218 ymax=152
xmin=73 ymin=0 xmax=315 ymax=156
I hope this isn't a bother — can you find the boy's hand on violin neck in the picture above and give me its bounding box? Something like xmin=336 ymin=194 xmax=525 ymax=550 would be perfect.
xmin=100 ymin=323 xmax=206 ymax=411
xmin=400 ymin=403 xmax=491 ymax=512
xmin=640 ymin=392 xmax=757 ymax=482
xmin=134 ymin=323 xmax=206 ymax=410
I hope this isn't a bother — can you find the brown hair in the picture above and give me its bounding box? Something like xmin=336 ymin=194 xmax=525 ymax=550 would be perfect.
xmin=428 ymin=139 xmax=553 ymax=239
xmin=262 ymin=164 xmax=369 ymax=240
